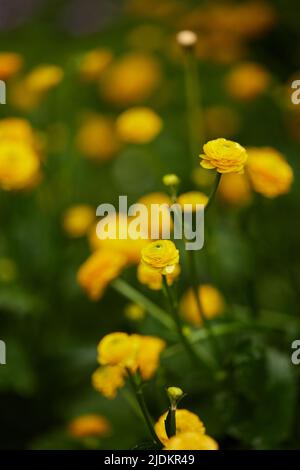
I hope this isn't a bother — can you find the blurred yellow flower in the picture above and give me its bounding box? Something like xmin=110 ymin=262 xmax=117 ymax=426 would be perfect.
xmin=97 ymin=332 xmax=139 ymax=369
xmin=218 ymin=173 xmax=252 ymax=206
xmin=200 ymin=138 xmax=247 ymax=174
xmin=9 ymin=80 xmax=42 ymax=111
xmin=63 ymin=204 xmax=95 ymax=238
xmin=76 ymin=115 xmax=121 ymax=162
xmin=141 ymin=240 xmax=179 ymax=275
xmin=124 ymin=303 xmax=146 ymax=321
xmin=92 ymin=365 xmax=125 ymax=399
xmin=177 ymin=191 xmax=208 ymax=211
xmin=0 ymin=52 xmax=23 ymax=80
xmin=89 ymin=214 xmax=149 ymax=265
xmin=116 ymin=107 xmax=163 ymax=144
xmin=246 ymin=147 xmax=294 ymax=198
xmin=137 ymin=192 xmax=172 ymax=238
xmin=0 ymin=118 xmax=35 ymax=145
xmin=77 ymin=250 xmax=127 ymax=300
xmin=25 ymin=65 xmax=64 ymax=93
xmin=136 ymin=335 xmax=166 ymax=380
xmin=180 ymin=284 xmax=225 ymax=326
xmin=164 ymin=432 xmax=219 ymax=450
xmin=100 ymin=53 xmax=161 ymax=105
xmin=68 ymin=414 xmax=111 ymax=438
xmin=0 ymin=140 xmax=40 ymax=191
xmin=137 ymin=262 xmax=180 ymax=290
xmin=79 ymin=48 xmax=113 ymax=81
xmin=226 ymin=62 xmax=271 ymax=101
xmin=155 ymin=409 xmax=205 ymax=446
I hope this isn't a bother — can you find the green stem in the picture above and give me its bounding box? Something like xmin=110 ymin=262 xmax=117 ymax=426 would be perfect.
xmin=205 ymin=173 xmax=222 ymax=212
xmin=126 ymin=370 xmax=162 ymax=448
xmin=111 ymin=278 xmax=174 ymax=330
xmin=161 ymin=275 xmax=206 ymax=369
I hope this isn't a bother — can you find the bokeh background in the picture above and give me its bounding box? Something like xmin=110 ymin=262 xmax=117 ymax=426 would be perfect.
xmin=0 ymin=0 xmax=300 ymax=450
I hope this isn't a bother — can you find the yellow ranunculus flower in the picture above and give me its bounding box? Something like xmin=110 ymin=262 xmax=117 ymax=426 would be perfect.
xmin=100 ymin=53 xmax=161 ymax=105
xmin=155 ymin=409 xmax=206 ymax=446
xmin=77 ymin=250 xmax=127 ymax=300
xmin=226 ymin=62 xmax=270 ymax=101
xmin=0 ymin=52 xmax=23 ymax=80
xmin=136 ymin=336 xmax=166 ymax=380
xmin=63 ymin=205 xmax=95 ymax=238
xmin=68 ymin=414 xmax=111 ymax=438
xmin=25 ymin=65 xmax=63 ymax=93
xmin=180 ymin=284 xmax=225 ymax=326
xmin=164 ymin=432 xmax=219 ymax=450
xmin=89 ymin=214 xmax=149 ymax=265
xmin=92 ymin=365 xmax=125 ymax=399
xmin=141 ymin=240 xmax=179 ymax=275
xmin=116 ymin=107 xmax=163 ymax=144
xmin=200 ymin=138 xmax=247 ymax=174
xmin=97 ymin=332 xmax=140 ymax=369
xmin=137 ymin=262 xmax=180 ymax=290
xmin=246 ymin=147 xmax=293 ymax=198
xmin=76 ymin=115 xmax=121 ymax=162
xmin=79 ymin=48 xmax=113 ymax=81
xmin=218 ymin=173 xmax=252 ymax=206
xmin=0 ymin=140 xmax=40 ymax=191
xmin=177 ymin=191 xmax=208 ymax=211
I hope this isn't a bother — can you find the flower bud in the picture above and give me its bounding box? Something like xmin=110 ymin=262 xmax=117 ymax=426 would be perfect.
xmin=176 ymin=30 xmax=197 ymax=49
xmin=162 ymin=174 xmax=180 ymax=187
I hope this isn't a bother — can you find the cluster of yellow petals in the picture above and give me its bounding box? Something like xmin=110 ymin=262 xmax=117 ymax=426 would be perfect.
xmin=141 ymin=240 xmax=179 ymax=275
xmin=246 ymin=147 xmax=293 ymax=198
xmin=0 ymin=118 xmax=41 ymax=191
xmin=116 ymin=107 xmax=163 ymax=144
xmin=89 ymin=214 xmax=149 ymax=265
xmin=92 ymin=332 xmax=166 ymax=399
xmin=155 ymin=409 xmax=205 ymax=446
xmin=137 ymin=262 xmax=180 ymax=291
xmin=180 ymin=284 xmax=225 ymax=326
xmin=63 ymin=204 xmax=95 ymax=238
xmin=68 ymin=414 xmax=111 ymax=438
xmin=164 ymin=432 xmax=219 ymax=450
xmin=200 ymin=138 xmax=248 ymax=174
xmin=77 ymin=250 xmax=127 ymax=300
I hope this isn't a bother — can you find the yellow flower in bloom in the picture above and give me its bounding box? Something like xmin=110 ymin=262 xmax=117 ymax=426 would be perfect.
xmin=141 ymin=240 xmax=179 ymax=275
xmin=218 ymin=173 xmax=252 ymax=206
xmin=0 ymin=52 xmax=23 ymax=80
xmin=164 ymin=432 xmax=219 ymax=450
xmin=177 ymin=191 xmax=208 ymax=211
xmin=225 ymin=62 xmax=271 ymax=101
xmin=97 ymin=332 xmax=139 ymax=369
xmin=79 ymin=48 xmax=113 ymax=81
xmin=68 ymin=414 xmax=111 ymax=438
xmin=180 ymin=284 xmax=225 ymax=326
xmin=155 ymin=409 xmax=206 ymax=446
xmin=136 ymin=336 xmax=166 ymax=380
xmin=89 ymin=214 xmax=149 ymax=265
xmin=137 ymin=192 xmax=172 ymax=238
xmin=200 ymin=138 xmax=248 ymax=174
xmin=63 ymin=205 xmax=95 ymax=238
xmin=25 ymin=65 xmax=64 ymax=93
xmin=76 ymin=115 xmax=121 ymax=162
xmin=92 ymin=365 xmax=125 ymax=399
xmin=124 ymin=303 xmax=146 ymax=321
xmin=0 ymin=140 xmax=40 ymax=191
xmin=116 ymin=107 xmax=163 ymax=144
xmin=246 ymin=147 xmax=293 ymax=198
xmin=137 ymin=262 xmax=180 ymax=291
xmin=0 ymin=118 xmax=35 ymax=145
xmin=100 ymin=53 xmax=161 ymax=105
xmin=77 ymin=250 xmax=127 ymax=300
